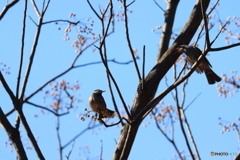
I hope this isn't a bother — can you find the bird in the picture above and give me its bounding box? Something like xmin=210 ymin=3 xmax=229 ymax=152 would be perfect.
xmin=88 ymin=89 xmax=115 ymax=118
xmin=175 ymin=45 xmax=221 ymax=84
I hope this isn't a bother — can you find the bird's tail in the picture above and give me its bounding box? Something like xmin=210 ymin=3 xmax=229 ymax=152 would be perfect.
xmin=100 ymin=109 xmax=115 ymax=118
xmin=205 ymin=68 xmax=221 ymax=84
xmin=107 ymin=109 xmax=115 ymax=118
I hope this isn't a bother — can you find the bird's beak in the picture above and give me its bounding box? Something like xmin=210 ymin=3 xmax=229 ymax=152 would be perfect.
xmin=101 ymin=90 xmax=105 ymax=93
xmin=175 ymin=48 xmax=180 ymax=50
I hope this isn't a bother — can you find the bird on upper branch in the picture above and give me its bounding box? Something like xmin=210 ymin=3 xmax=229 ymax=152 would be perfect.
xmin=175 ymin=45 xmax=221 ymax=84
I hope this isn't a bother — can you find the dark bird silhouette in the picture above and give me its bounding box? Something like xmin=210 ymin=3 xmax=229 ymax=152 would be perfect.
xmin=175 ymin=45 xmax=221 ymax=84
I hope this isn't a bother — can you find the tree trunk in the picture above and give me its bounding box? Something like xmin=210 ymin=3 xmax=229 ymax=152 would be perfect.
xmin=112 ymin=0 xmax=210 ymax=159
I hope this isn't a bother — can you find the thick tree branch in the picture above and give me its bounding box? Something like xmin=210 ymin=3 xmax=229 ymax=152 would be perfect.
xmin=157 ymin=0 xmax=180 ymax=59
xmin=0 ymin=107 xmax=27 ymax=160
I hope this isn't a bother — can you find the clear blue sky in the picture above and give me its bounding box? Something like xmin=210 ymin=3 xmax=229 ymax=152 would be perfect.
xmin=0 ymin=0 xmax=240 ymax=160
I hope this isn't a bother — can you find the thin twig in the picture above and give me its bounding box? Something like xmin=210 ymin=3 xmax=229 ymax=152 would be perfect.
xmin=42 ymin=20 xmax=80 ymax=25
xmin=26 ymin=101 xmax=70 ymax=116
xmin=5 ymin=108 xmax=15 ymax=117
xmin=153 ymin=0 xmax=165 ymax=12
xmin=180 ymin=74 xmax=188 ymax=108
xmin=176 ymin=61 xmax=187 ymax=80
xmin=42 ymin=0 xmax=51 ymax=15
xmin=56 ymin=113 xmax=62 ymax=160
xmin=210 ymin=21 xmax=229 ymax=46
xmin=184 ymin=93 xmax=201 ymax=111
xmin=126 ymin=0 xmax=135 ymax=7
xmin=100 ymin=140 xmax=103 ymax=160
xmin=142 ymin=45 xmax=146 ymax=90
xmin=201 ymin=0 xmax=210 ymax=47
xmin=173 ymin=65 xmax=195 ymax=160
xmin=16 ymin=0 xmax=28 ymax=99
xmin=86 ymin=0 xmax=101 ymax=20
xmin=31 ymin=0 xmax=40 ymax=17
xmin=182 ymin=108 xmax=201 ymax=160
xmin=62 ymin=121 xmax=101 ymax=149
xmin=0 ymin=71 xmax=15 ymax=103
xmin=28 ymin=16 xmax=38 ymax=26
xmin=123 ymin=0 xmax=141 ymax=81
xmin=99 ymin=2 xmax=121 ymax=124
xmin=152 ymin=109 xmax=183 ymax=160
xmin=65 ymin=140 xmax=75 ymax=160
xmin=20 ymin=16 xmax=44 ymax=101
xmin=96 ymin=45 xmax=132 ymax=121
xmin=194 ymin=0 xmax=219 ymax=46
xmin=209 ymin=43 xmax=240 ymax=51
xmin=24 ymin=58 xmax=132 ymax=102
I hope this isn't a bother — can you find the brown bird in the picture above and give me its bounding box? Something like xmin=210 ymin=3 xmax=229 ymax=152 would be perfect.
xmin=88 ymin=89 xmax=115 ymax=118
xmin=175 ymin=45 xmax=221 ymax=84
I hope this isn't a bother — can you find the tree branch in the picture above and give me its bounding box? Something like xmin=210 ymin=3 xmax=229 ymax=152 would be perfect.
xmin=0 ymin=107 xmax=27 ymax=160
xmin=16 ymin=0 xmax=28 ymax=99
xmin=123 ymin=0 xmax=141 ymax=81
xmin=0 ymin=0 xmax=19 ymax=20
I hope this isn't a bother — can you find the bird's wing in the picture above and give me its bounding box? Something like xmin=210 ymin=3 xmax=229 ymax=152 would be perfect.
xmin=193 ymin=47 xmax=212 ymax=68
xmin=186 ymin=57 xmax=203 ymax=73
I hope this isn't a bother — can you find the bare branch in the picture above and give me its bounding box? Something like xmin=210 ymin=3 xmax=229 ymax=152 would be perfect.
xmin=56 ymin=115 xmax=63 ymax=160
xmin=173 ymin=65 xmax=196 ymax=160
xmin=152 ymin=109 xmax=183 ymax=160
xmin=92 ymin=1 xmax=132 ymax=121
xmin=100 ymin=140 xmax=103 ymax=160
xmin=123 ymin=0 xmax=141 ymax=81
xmin=95 ymin=46 xmax=132 ymax=121
xmin=25 ymin=59 xmax=132 ymax=102
xmin=16 ymin=0 xmax=28 ymax=99
xmin=31 ymin=0 xmax=40 ymax=17
xmin=184 ymin=93 xmax=201 ymax=111
xmin=42 ymin=20 xmax=80 ymax=25
xmin=20 ymin=16 xmax=44 ymax=101
xmin=42 ymin=0 xmax=51 ymax=15
xmin=5 ymin=108 xmax=15 ymax=117
xmin=26 ymin=101 xmax=70 ymax=116
xmin=201 ymin=0 xmax=210 ymax=47
xmin=18 ymin=109 xmax=45 ymax=159
xmin=153 ymin=0 xmax=165 ymax=12
xmin=0 ymin=71 xmax=15 ymax=103
xmin=86 ymin=0 xmax=101 ymax=20
xmin=62 ymin=122 xmax=101 ymax=149
xmin=126 ymin=0 xmax=135 ymax=7
xmin=29 ymin=16 xmax=38 ymax=26
xmin=65 ymin=140 xmax=75 ymax=160
xmin=141 ymin=45 xmax=146 ymax=89
xmin=0 ymin=107 xmax=27 ymax=160
xmin=0 ymin=0 xmax=19 ymax=20
xmin=138 ymin=47 xmax=211 ymax=121
xmin=207 ymin=0 xmax=219 ymax=16
xmin=210 ymin=21 xmax=229 ymax=46
xmin=209 ymin=43 xmax=240 ymax=51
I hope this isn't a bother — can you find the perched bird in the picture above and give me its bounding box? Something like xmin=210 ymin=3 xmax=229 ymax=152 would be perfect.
xmin=175 ymin=45 xmax=221 ymax=84
xmin=88 ymin=89 xmax=115 ymax=118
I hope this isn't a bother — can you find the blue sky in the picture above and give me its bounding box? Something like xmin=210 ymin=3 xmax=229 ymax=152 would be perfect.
xmin=0 ymin=0 xmax=240 ymax=160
